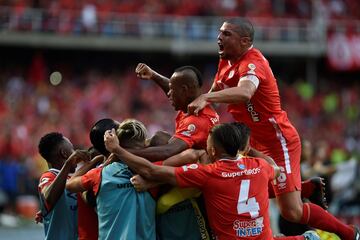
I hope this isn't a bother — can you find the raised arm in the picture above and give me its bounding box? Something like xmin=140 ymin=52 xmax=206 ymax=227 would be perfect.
xmin=135 ymin=63 xmax=170 ymax=95
xmin=104 ymin=129 xmax=177 ymax=185
xmin=41 ymin=150 xmax=90 ymax=208
xmin=128 ymin=137 xmax=189 ymax=162
xmin=66 ymin=155 xmax=105 ymax=193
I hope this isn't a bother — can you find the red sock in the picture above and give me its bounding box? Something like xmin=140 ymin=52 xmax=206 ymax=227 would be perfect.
xmin=300 ymin=203 xmax=353 ymax=239
xmin=301 ymin=180 xmax=316 ymax=198
xmin=274 ymin=236 xmax=304 ymax=240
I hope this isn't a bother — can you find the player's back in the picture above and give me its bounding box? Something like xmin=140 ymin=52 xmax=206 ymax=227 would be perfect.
xmin=96 ymin=162 xmax=156 ymax=240
xmin=39 ymin=170 xmax=78 ymax=240
xmin=203 ymin=157 xmax=274 ymax=240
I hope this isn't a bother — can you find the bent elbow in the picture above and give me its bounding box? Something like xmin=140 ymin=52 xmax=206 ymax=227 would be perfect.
xmin=240 ymin=92 xmax=252 ymax=102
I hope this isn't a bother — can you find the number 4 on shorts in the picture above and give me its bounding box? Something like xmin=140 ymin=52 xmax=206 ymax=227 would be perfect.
xmin=237 ymin=180 xmax=260 ymax=218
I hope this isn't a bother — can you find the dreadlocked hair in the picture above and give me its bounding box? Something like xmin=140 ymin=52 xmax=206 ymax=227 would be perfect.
xmin=116 ymin=119 xmax=147 ymax=146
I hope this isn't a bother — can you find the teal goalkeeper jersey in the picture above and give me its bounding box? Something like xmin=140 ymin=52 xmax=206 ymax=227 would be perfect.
xmin=38 ymin=169 xmax=78 ymax=240
xmin=96 ymin=162 xmax=156 ymax=240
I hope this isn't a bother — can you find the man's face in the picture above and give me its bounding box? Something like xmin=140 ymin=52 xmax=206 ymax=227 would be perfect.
xmin=217 ymin=22 xmax=247 ymax=61
xmin=168 ymin=73 xmax=187 ymax=112
xmin=62 ymin=137 xmax=76 ymax=172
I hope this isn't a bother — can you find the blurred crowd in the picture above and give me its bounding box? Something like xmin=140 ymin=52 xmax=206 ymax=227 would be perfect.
xmin=0 ymin=0 xmax=359 ymax=19
xmin=0 ymin=0 xmax=359 ymax=40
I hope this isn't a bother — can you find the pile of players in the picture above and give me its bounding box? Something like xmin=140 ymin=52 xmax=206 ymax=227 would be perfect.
xmin=36 ymin=18 xmax=360 ymax=240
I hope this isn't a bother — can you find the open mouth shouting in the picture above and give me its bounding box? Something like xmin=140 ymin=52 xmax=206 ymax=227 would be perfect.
xmin=218 ymin=41 xmax=224 ymax=56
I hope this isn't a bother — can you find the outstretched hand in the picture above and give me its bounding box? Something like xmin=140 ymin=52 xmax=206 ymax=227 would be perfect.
xmin=135 ymin=63 xmax=154 ymax=80
xmin=187 ymin=94 xmax=208 ymax=116
xmin=104 ymin=128 xmax=120 ymax=154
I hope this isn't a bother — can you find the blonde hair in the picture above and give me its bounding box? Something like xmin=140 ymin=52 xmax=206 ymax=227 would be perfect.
xmin=116 ymin=119 xmax=147 ymax=144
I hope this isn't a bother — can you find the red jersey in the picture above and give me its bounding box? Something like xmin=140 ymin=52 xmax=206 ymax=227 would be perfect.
xmin=77 ymin=193 xmax=98 ymax=240
xmin=81 ymin=167 xmax=102 ymax=196
xmin=38 ymin=169 xmax=59 ymax=211
xmin=173 ymin=105 xmax=219 ymax=149
xmin=214 ymin=47 xmax=299 ymax=151
xmin=175 ymin=157 xmax=275 ymax=240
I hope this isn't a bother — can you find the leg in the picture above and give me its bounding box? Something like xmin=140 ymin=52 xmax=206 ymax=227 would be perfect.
xmin=267 ymin=138 xmax=355 ymax=239
xmin=276 ymin=191 xmax=355 ymax=240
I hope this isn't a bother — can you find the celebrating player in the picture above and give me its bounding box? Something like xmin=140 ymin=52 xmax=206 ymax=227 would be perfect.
xmin=187 ymin=18 xmax=359 ymax=239
xmin=66 ymin=119 xmax=156 ymax=240
xmin=37 ymin=132 xmax=90 ymax=240
xmin=134 ymin=65 xmax=219 ymax=161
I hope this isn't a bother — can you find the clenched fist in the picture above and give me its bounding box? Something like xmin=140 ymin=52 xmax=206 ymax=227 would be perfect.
xmin=135 ymin=63 xmax=155 ymax=80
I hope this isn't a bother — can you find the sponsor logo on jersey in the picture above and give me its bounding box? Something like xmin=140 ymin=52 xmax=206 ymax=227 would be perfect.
xmin=181 ymin=124 xmax=196 ymax=137
xmin=221 ymin=168 xmax=260 ymax=178
xmin=247 ymin=63 xmax=256 ymax=75
xmin=210 ymin=115 xmax=220 ymax=125
xmin=117 ymin=183 xmax=133 ymax=189
xmin=246 ymin=101 xmax=260 ymax=122
xmin=233 ymin=217 xmax=264 ymax=237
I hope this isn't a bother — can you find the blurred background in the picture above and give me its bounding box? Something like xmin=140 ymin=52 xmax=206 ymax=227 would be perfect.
xmin=0 ymin=0 xmax=359 ymax=239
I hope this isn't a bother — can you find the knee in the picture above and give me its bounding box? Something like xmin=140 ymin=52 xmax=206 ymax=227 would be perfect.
xmin=279 ymin=204 xmax=303 ymax=223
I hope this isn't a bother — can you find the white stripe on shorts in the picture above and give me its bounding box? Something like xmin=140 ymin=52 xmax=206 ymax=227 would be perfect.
xmin=268 ymin=117 xmax=291 ymax=174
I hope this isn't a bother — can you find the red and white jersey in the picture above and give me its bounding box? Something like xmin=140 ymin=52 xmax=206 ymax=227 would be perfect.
xmin=175 ymin=157 xmax=275 ymax=240
xmin=213 ymin=47 xmax=299 ymax=152
xmin=38 ymin=169 xmax=59 ymax=211
xmin=173 ymin=105 xmax=219 ymax=149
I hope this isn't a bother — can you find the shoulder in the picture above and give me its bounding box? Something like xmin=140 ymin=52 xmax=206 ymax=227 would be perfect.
xmin=39 ymin=171 xmax=57 ymax=183
xmin=38 ymin=171 xmax=57 ymax=190
xmin=241 ymin=48 xmax=266 ymax=67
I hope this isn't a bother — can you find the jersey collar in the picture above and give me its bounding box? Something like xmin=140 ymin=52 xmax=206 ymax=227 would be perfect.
xmin=218 ymin=154 xmax=243 ymax=162
xmin=227 ymin=45 xmax=254 ymax=66
xmin=48 ymin=168 xmax=60 ymax=175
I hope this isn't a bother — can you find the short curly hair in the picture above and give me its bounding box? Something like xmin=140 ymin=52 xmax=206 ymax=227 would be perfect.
xmin=38 ymin=132 xmax=64 ymax=162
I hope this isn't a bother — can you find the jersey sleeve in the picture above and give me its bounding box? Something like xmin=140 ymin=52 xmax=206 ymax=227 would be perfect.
xmin=173 ymin=114 xmax=209 ymax=148
xmin=38 ymin=172 xmax=57 ymax=211
xmin=237 ymin=57 xmax=266 ymax=88
xmin=81 ymin=167 xmax=102 ymax=196
xmin=174 ymin=163 xmax=211 ymax=189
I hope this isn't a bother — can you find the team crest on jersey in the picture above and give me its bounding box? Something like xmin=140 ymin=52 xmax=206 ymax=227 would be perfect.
xmin=237 ymin=163 xmax=246 ymax=170
xmin=228 ymin=70 xmax=235 ymax=79
xmin=247 ymin=63 xmax=256 ymax=75
xmin=181 ymin=124 xmax=196 ymax=137
xmin=182 ymin=163 xmax=199 ymax=172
